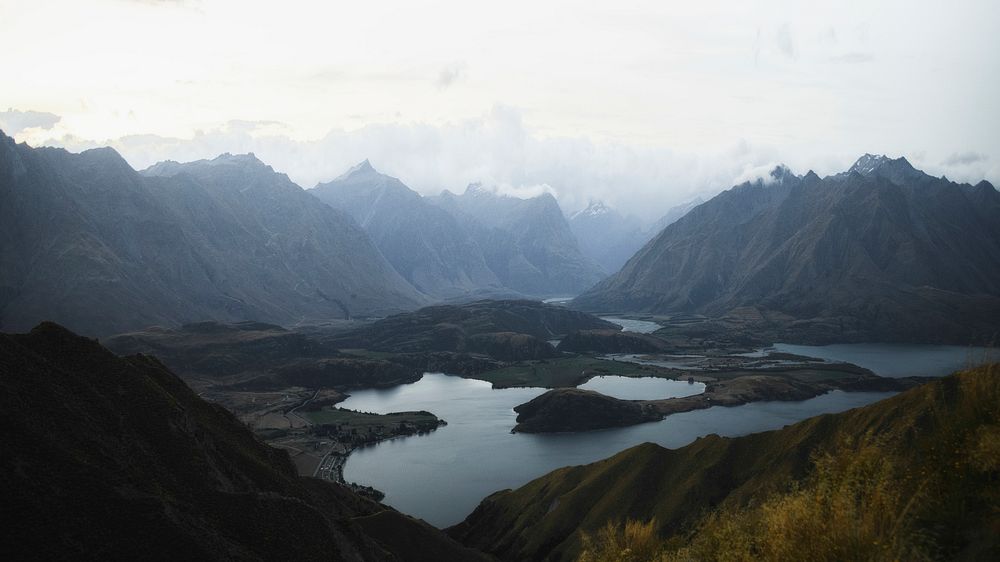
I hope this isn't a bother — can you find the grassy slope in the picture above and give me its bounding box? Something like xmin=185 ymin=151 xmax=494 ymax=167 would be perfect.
xmin=0 ymin=323 xmax=488 ymax=561
xmin=450 ymin=364 xmax=1000 ymax=561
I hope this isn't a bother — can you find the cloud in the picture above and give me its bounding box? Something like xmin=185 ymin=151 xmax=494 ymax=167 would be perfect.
xmin=36 ymin=105 xmax=996 ymax=224
xmin=0 ymin=109 xmax=61 ymax=135
xmin=37 ymin=107 xmax=798 ymax=223
xmin=223 ymin=119 xmax=289 ymax=134
xmin=435 ymin=62 xmax=467 ymax=89
xmin=733 ymin=162 xmax=784 ymax=185
xmin=775 ymin=23 xmax=797 ymax=60
xmin=829 ymin=52 xmax=874 ymax=64
xmin=942 ymin=151 xmax=988 ymax=166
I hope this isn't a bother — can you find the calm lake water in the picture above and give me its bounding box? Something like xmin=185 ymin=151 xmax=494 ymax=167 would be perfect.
xmin=578 ymin=375 xmax=705 ymax=400
xmin=767 ymin=343 xmax=995 ymax=378
xmin=600 ymin=317 xmax=661 ymax=334
xmin=341 ymin=373 xmax=893 ymax=528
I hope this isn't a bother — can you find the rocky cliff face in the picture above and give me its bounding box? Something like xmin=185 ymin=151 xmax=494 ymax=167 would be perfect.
xmin=0 ymin=132 xmax=424 ymax=336
xmin=574 ymin=158 xmax=1000 ymax=343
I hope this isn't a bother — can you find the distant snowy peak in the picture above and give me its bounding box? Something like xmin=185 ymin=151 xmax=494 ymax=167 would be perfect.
xmin=572 ymin=200 xmax=613 ymax=220
xmin=334 ymin=158 xmax=377 ymax=181
xmin=849 ymin=153 xmax=917 ymax=177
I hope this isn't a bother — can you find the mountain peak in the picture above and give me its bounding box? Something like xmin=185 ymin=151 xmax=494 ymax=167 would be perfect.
xmin=465 ymin=182 xmax=495 ymax=197
xmin=849 ymin=153 xmax=917 ymax=177
xmin=572 ymin=200 xmax=613 ymax=220
xmin=350 ymin=158 xmax=375 ymax=174
xmin=770 ymin=164 xmax=795 ymax=181
xmin=212 ymin=152 xmax=265 ymax=166
xmin=329 ymin=159 xmax=379 ymax=183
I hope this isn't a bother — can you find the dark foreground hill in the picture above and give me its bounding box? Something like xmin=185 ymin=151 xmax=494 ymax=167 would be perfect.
xmin=450 ymin=364 xmax=1000 ymax=561
xmin=574 ymin=156 xmax=1000 ymax=344
xmin=0 ymin=323 xmax=488 ymax=561
xmin=0 ymin=131 xmax=423 ymax=337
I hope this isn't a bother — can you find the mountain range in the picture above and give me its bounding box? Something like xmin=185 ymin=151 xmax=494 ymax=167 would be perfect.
xmin=568 ymin=197 xmax=704 ymax=274
xmin=0 ymin=131 xmax=423 ymax=336
xmin=573 ymin=156 xmax=1000 ymax=343
xmin=313 ymin=162 xmax=609 ymax=299
xmin=311 ymin=161 xmax=504 ymax=299
xmin=430 ymin=183 xmax=605 ymax=296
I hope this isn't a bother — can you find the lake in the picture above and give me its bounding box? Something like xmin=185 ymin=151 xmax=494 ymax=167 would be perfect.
xmin=600 ymin=316 xmax=661 ymax=334
xmin=341 ymin=373 xmax=893 ymax=528
xmin=765 ymin=343 xmax=995 ymax=378
xmin=578 ymin=375 xmax=705 ymax=400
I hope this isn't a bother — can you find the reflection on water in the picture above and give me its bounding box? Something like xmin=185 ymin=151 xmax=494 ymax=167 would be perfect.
xmin=341 ymin=373 xmax=893 ymax=528
xmin=578 ymin=375 xmax=704 ymax=400
xmin=600 ymin=317 xmax=661 ymax=334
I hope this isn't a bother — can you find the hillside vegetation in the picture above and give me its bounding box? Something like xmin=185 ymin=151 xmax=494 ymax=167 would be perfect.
xmin=452 ymin=364 xmax=1000 ymax=561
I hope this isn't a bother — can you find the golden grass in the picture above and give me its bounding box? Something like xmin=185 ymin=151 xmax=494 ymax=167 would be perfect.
xmin=578 ymin=364 xmax=1000 ymax=562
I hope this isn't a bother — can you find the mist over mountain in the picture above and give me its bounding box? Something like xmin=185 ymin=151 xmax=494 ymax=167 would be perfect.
xmin=0 ymin=131 xmax=424 ymax=336
xmin=574 ymin=156 xmax=1000 ymax=343
xmin=430 ymin=184 xmax=606 ymax=296
xmin=569 ymin=198 xmax=704 ymax=274
xmin=311 ymin=160 xmax=503 ymax=299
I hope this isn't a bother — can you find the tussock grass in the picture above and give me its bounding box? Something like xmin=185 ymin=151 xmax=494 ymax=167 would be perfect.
xmin=578 ymin=364 xmax=1000 ymax=562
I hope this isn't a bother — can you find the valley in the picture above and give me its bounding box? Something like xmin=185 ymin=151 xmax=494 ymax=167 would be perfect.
xmin=6 ymin=3 xmax=1000 ymax=559
xmin=98 ymin=300 xmax=982 ymax=529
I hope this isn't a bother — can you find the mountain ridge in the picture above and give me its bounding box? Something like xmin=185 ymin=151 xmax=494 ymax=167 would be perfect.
xmin=0 ymin=131 xmax=424 ymax=337
xmin=573 ymin=156 xmax=1000 ymax=343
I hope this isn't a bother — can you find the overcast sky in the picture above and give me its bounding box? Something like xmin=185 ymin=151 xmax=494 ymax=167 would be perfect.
xmin=2 ymin=0 xmax=998 ymax=221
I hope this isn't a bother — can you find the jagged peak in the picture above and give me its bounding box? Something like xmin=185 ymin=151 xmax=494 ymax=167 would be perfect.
xmin=465 ymin=182 xmax=495 ymax=196
xmin=849 ymin=153 xmax=915 ymax=176
xmin=770 ymin=164 xmax=795 ymax=181
xmin=571 ymin=200 xmax=613 ymax=220
xmin=211 ymin=152 xmax=266 ymax=167
xmin=335 ymin=158 xmax=376 ymax=179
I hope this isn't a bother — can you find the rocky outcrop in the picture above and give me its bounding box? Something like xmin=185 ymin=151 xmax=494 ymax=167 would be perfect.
xmin=511 ymin=388 xmax=661 ymax=433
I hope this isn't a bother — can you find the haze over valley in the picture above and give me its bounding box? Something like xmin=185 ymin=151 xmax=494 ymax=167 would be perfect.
xmin=2 ymin=1 xmax=999 ymax=560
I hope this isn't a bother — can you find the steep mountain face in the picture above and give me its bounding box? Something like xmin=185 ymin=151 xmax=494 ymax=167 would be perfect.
xmin=0 ymin=322 xmax=488 ymax=561
xmin=431 ymin=184 xmax=606 ymax=296
xmin=450 ymin=364 xmax=1000 ymax=561
xmin=569 ymin=198 xmax=704 ymax=275
xmin=574 ymin=158 xmax=1000 ymax=343
xmin=645 ymin=196 xmax=704 ymax=237
xmin=569 ymin=201 xmax=645 ymax=274
xmin=0 ymin=131 xmax=424 ymax=336
xmin=311 ymin=161 xmax=502 ymax=299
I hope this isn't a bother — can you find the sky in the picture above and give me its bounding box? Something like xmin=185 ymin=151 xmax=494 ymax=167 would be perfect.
xmin=1 ymin=0 xmax=998 ymax=221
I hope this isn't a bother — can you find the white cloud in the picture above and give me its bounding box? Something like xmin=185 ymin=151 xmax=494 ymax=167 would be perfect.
xmin=435 ymin=62 xmax=467 ymax=90
xmin=0 ymin=109 xmax=61 ymax=135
